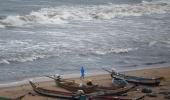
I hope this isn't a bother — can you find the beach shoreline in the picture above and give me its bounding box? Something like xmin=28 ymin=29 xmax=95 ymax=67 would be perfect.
xmin=0 ymin=63 xmax=170 ymax=89
xmin=0 ymin=66 xmax=170 ymax=100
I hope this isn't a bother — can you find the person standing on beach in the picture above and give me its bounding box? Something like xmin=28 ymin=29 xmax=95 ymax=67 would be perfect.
xmin=80 ymin=66 xmax=85 ymax=79
xmin=79 ymin=66 xmax=85 ymax=87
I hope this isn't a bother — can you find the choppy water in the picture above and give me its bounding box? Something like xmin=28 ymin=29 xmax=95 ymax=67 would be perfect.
xmin=0 ymin=0 xmax=170 ymax=83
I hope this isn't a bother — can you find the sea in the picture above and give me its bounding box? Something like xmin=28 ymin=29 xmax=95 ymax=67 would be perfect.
xmin=0 ymin=0 xmax=170 ymax=85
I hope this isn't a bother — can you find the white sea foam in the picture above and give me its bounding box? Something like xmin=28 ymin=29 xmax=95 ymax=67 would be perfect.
xmin=148 ymin=40 xmax=170 ymax=47
xmin=0 ymin=1 xmax=170 ymax=27
xmin=0 ymin=47 xmax=138 ymax=64
xmin=149 ymin=41 xmax=157 ymax=47
xmin=0 ymin=24 xmax=5 ymax=28
xmin=0 ymin=54 xmax=47 ymax=64
xmin=91 ymin=48 xmax=138 ymax=55
xmin=0 ymin=39 xmax=49 ymax=64
xmin=0 ymin=59 xmax=10 ymax=64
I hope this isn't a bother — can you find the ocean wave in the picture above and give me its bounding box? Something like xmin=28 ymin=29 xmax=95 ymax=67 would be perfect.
xmin=0 ymin=1 xmax=170 ymax=27
xmin=0 ymin=54 xmax=47 ymax=64
xmin=148 ymin=40 xmax=170 ymax=47
xmin=142 ymin=0 xmax=170 ymax=4
xmin=0 ymin=47 xmax=137 ymax=64
xmin=143 ymin=61 xmax=167 ymax=65
xmin=148 ymin=41 xmax=157 ymax=47
xmin=90 ymin=48 xmax=138 ymax=55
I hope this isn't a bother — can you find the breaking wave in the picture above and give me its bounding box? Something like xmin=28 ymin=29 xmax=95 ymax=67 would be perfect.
xmin=0 ymin=0 xmax=170 ymax=27
xmin=0 ymin=47 xmax=137 ymax=64
xmin=0 ymin=54 xmax=47 ymax=64
xmin=90 ymin=48 xmax=138 ymax=55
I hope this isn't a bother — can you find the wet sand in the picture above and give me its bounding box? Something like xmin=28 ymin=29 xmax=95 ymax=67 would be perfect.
xmin=0 ymin=67 xmax=170 ymax=100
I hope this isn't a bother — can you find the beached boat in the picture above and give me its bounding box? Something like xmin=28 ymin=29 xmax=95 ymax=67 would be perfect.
xmin=91 ymin=95 xmax=145 ymax=100
xmin=103 ymin=68 xmax=161 ymax=86
xmin=0 ymin=94 xmax=25 ymax=100
xmin=93 ymin=95 xmax=145 ymax=100
xmin=87 ymin=84 xmax=136 ymax=97
xmin=45 ymin=75 xmax=98 ymax=93
xmin=29 ymin=81 xmax=81 ymax=100
xmin=30 ymin=81 xmax=136 ymax=100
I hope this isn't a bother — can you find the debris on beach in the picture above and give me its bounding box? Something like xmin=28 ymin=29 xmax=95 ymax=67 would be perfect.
xmin=146 ymin=92 xmax=157 ymax=97
xmin=141 ymin=87 xmax=152 ymax=93
xmin=164 ymin=94 xmax=170 ymax=99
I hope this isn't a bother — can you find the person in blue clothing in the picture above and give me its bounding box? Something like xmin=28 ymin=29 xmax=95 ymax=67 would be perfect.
xmin=80 ymin=66 xmax=85 ymax=79
xmin=79 ymin=66 xmax=85 ymax=88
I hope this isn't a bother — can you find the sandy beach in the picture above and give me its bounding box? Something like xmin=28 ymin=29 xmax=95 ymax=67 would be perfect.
xmin=0 ymin=0 xmax=170 ymax=100
xmin=0 ymin=67 xmax=170 ymax=100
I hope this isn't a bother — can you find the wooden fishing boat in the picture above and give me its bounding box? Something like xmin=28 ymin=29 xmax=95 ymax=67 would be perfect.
xmin=0 ymin=94 xmax=25 ymax=100
xmin=45 ymin=75 xmax=98 ymax=93
xmin=87 ymin=84 xmax=136 ymax=97
xmin=103 ymin=68 xmax=161 ymax=86
xmin=29 ymin=81 xmax=81 ymax=100
xmin=96 ymin=85 xmax=124 ymax=91
xmin=30 ymin=81 xmax=136 ymax=100
xmin=91 ymin=95 xmax=145 ymax=100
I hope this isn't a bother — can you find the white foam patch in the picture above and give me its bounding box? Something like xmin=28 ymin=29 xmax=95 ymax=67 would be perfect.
xmin=0 ymin=1 xmax=170 ymax=27
xmin=91 ymin=48 xmax=138 ymax=55
xmin=0 ymin=40 xmax=51 ymax=64
xmin=0 ymin=54 xmax=47 ymax=64
xmin=0 ymin=46 xmax=138 ymax=64
xmin=0 ymin=24 xmax=5 ymax=28
xmin=149 ymin=41 xmax=157 ymax=47
xmin=0 ymin=59 xmax=10 ymax=64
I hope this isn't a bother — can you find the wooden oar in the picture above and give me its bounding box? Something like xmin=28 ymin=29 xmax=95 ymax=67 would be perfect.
xmin=44 ymin=75 xmax=60 ymax=80
xmin=102 ymin=68 xmax=112 ymax=73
